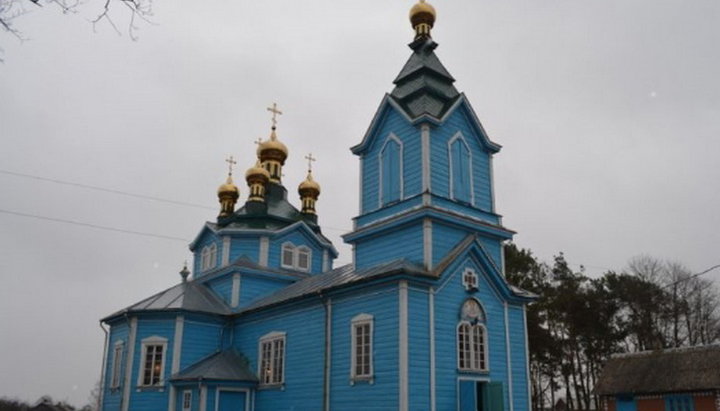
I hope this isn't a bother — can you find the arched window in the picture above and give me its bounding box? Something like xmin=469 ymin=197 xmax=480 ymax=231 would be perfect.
xmin=281 ymin=243 xmax=295 ymax=268
xmin=296 ymin=246 xmax=311 ymax=271
xmin=449 ymin=135 xmax=472 ymax=204
xmin=457 ymin=299 xmax=488 ymax=372
xmin=380 ymin=136 xmax=402 ymax=205
xmin=200 ymin=243 xmax=218 ymax=271
xmin=280 ymin=242 xmax=312 ymax=272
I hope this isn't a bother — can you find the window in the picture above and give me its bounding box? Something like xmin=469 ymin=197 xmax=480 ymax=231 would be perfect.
xmin=457 ymin=299 xmax=488 ymax=372
xmin=280 ymin=242 xmax=312 ymax=272
xmin=380 ymin=136 xmax=402 ymax=205
xmin=200 ymin=243 xmax=217 ymax=271
xmin=259 ymin=332 xmax=285 ymax=386
xmin=665 ymin=395 xmax=694 ymax=411
xmin=182 ymin=390 xmax=192 ymax=411
xmin=462 ymin=268 xmax=478 ymax=291
xmin=351 ymin=314 xmax=373 ymax=380
xmin=110 ymin=341 xmax=124 ymax=389
xmin=138 ymin=336 xmax=167 ymax=387
xmin=449 ymin=135 xmax=472 ymax=204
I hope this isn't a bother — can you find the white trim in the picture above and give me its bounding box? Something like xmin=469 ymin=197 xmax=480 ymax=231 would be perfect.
xmin=110 ymin=340 xmax=124 ymax=389
xmin=168 ymin=315 xmax=184 ymax=411
xmin=423 ymin=218 xmax=433 ymax=270
xmin=504 ymin=302 xmax=514 ymax=411
xmin=323 ymin=250 xmax=329 ymax=272
xmin=421 ymin=124 xmax=431 ymax=192
xmin=199 ymin=386 xmax=207 ymax=411
xmin=181 ymin=390 xmax=192 ymax=411
xmin=280 ymin=242 xmax=312 ymax=272
xmin=214 ymin=387 xmax=251 ymax=411
xmin=259 ymin=236 xmax=269 ymax=266
xmin=231 ymin=274 xmax=241 ymax=308
xmin=137 ymin=336 xmax=168 ymax=387
xmin=462 ymin=268 xmax=479 ymax=291
xmin=489 ymin=155 xmax=496 ymax=213
xmin=378 ymin=133 xmax=405 ymax=207
xmin=447 ymin=132 xmax=475 ymax=206
xmin=524 ymin=305 xmax=532 ymax=409
xmin=359 ymin=154 xmax=365 ymax=213
xmin=281 ymin=242 xmax=296 ymax=269
xmin=258 ymin=331 xmax=287 ymax=387
xmin=429 ymin=288 xmax=436 ymax=411
xmin=222 ymin=236 xmax=230 ymax=266
xmin=399 ymin=281 xmax=409 ymax=411
xmin=121 ymin=317 xmax=137 ymax=411
xmin=456 ymin=320 xmax=489 ymax=372
xmin=296 ymin=245 xmax=312 ymax=272
xmin=350 ymin=313 xmax=374 ymax=381
xmin=501 ymin=240 xmax=507 ymax=277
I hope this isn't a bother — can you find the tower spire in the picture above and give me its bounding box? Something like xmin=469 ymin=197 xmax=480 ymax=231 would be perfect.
xmin=256 ymin=103 xmax=289 ymax=184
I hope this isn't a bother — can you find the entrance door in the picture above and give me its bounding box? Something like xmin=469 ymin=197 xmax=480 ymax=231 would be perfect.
xmin=217 ymin=390 xmax=246 ymax=411
xmin=459 ymin=380 xmax=504 ymax=411
xmin=616 ymin=397 xmax=637 ymax=411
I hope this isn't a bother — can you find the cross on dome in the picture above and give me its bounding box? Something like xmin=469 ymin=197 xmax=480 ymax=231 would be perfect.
xmin=225 ymin=155 xmax=237 ymax=176
xmin=267 ymin=102 xmax=283 ymax=129
xmin=305 ymin=153 xmax=316 ymax=171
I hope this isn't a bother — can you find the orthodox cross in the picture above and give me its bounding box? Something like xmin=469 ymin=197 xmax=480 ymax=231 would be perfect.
xmin=225 ymin=155 xmax=237 ymax=176
xmin=254 ymin=137 xmax=263 ymax=146
xmin=267 ymin=102 xmax=283 ymax=129
xmin=305 ymin=153 xmax=316 ymax=171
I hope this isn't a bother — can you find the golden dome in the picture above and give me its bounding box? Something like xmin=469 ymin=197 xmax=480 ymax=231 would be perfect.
xmin=256 ymin=128 xmax=289 ymax=159
xmin=245 ymin=160 xmax=270 ymax=181
xmin=298 ymin=170 xmax=321 ymax=195
xmin=410 ymin=0 xmax=436 ymax=29
xmin=217 ymin=175 xmax=239 ymax=195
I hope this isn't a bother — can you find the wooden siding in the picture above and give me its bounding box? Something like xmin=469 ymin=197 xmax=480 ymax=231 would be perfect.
xmin=127 ymin=318 xmax=176 ymax=411
xmin=355 ymin=195 xmax=424 ymax=228
xmin=354 ymin=223 xmax=424 ymax=269
xmin=229 ymin=237 xmax=260 ymax=265
xmin=408 ymin=286 xmax=431 ymax=411
xmin=694 ymin=395 xmax=716 ymax=411
xmin=508 ymin=304 xmax=530 ymax=411
xmin=179 ymin=319 xmax=223 ymax=370
xmin=638 ymin=398 xmax=665 ymax=411
xmin=270 ymin=229 xmax=324 ymax=274
xmin=434 ymin=255 xmax=510 ymax=411
xmin=103 ymin=322 xmax=129 ymax=411
xmin=330 ymin=284 xmax=400 ymax=411
xmin=207 ymin=277 xmax=233 ymax=306
xmin=233 ymin=301 xmax=326 ymax=410
xmin=237 ymin=274 xmax=293 ymax=309
xmin=193 ymin=232 xmax=220 ymax=278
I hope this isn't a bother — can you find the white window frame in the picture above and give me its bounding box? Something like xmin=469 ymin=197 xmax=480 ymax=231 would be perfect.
xmin=258 ymin=331 xmax=286 ymax=387
xmin=447 ymin=132 xmax=475 ymax=205
xmin=200 ymin=243 xmax=218 ymax=271
xmin=351 ymin=314 xmax=374 ymax=381
xmin=137 ymin=336 xmax=168 ymax=387
xmin=462 ymin=268 xmax=479 ymax=291
xmin=182 ymin=390 xmax=192 ymax=411
xmin=110 ymin=340 xmax=124 ymax=389
xmin=280 ymin=242 xmax=312 ymax=272
xmin=456 ymin=321 xmax=489 ymax=372
xmin=377 ymin=133 xmax=405 ymax=207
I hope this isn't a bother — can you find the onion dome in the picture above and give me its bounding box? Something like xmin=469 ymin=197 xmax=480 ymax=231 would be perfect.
xmin=217 ymin=175 xmax=239 ymax=196
xmin=217 ymin=157 xmax=240 ymax=218
xmin=298 ymin=170 xmax=321 ymax=196
xmin=256 ymin=128 xmax=289 ymax=163
xmin=410 ymin=0 xmax=436 ymax=38
xmin=245 ymin=160 xmax=271 ymax=182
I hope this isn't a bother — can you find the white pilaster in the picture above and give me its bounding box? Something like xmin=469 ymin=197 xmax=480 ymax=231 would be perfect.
xmin=421 ymin=124 xmax=431 ymax=192
xmin=504 ymin=302 xmax=514 ymax=411
xmin=222 ymin=236 xmax=230 ymax=266
xmin=121 ymin=317 xmax=137 ymax=411
xmin=423 ymin=218 xmax=433 ymax=270
xmin=231 ymin=274 xmax=241 ymax=308
xmin=259 ymin=236 xmax=269 ymax=266
xmin=168 ymin=315 xmax=184 ymax=411
xmin=399 ymin=281 xmax=409 ymax=411
xmin=429 ymin=288 xmax=436 ymax=411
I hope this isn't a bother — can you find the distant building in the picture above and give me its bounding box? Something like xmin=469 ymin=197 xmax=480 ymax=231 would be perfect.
xmin=98 ymin=1 xmax=537 ymax=410
xmin=595 ymin=345 xmax=720 ymax=411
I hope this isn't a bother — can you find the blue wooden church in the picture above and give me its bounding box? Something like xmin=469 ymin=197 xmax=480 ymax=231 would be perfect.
xmin=99 ymin=2 xmax=536 ymax=410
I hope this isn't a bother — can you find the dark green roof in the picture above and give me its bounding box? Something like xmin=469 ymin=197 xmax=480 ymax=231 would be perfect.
xmin=172 ymin=350 xmax=258 ymax=383
xmin=390 ymin=38 xmax=460 ymax=120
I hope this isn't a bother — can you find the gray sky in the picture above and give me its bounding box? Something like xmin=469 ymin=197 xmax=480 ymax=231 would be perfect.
xmin=1 ymin=0 xmax=719 ymax=406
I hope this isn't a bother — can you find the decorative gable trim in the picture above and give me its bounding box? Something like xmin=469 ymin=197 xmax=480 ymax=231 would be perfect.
xmin=439 ymin=94 xmax=502 ymax=153
xmin=351 ymin=95 xmax=415 ymax=155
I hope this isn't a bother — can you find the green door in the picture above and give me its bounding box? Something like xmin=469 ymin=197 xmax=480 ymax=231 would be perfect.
xmin=482 ymin=382 xmax=504 ymax=411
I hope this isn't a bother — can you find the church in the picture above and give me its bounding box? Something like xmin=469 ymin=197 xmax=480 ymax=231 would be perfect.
xmin=98 ymin=1 xmax=536 ymax=410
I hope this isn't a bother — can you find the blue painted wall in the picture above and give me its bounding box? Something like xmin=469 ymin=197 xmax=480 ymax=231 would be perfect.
xmin=237 ymin=273 xmax=294 ymax=309
xmin=180 ymin=317 xmax=224 ymax=371
xmin=270 ymin=228 xmax=325 ymax=274
xmin=229 ymin=237 xmax=260 ymax=264
xmin=354 ymin=223 xmax=424 ymax=269
xmin=126 ymin=316 xmax=176 ymax=411
xmin=192 ymin=230 xmax=221 ymax=278
xmin=102 ymin=321 xmax=129 ymax=411
xmin=408 ymin=286 xmax=431 ymax=411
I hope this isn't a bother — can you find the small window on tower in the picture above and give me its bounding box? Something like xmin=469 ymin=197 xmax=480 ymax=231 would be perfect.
xmin=281 ymin=243 xmax=295 ymax=268
xmin=137 ymin=336 xmax=167 ymax=387
xmin=297 ymin=247 xmax=311 ymax=271
xmin=182 ymin=390 xmax=192 ymax=411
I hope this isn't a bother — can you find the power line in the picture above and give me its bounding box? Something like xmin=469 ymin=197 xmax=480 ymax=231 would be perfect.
xmin=0 ymin=169 xmax=215 ymax=210
xmin=0 ymin=208 xmax=190 ymax=242
xmin=662 ymin=264 xmax=720 ymax=289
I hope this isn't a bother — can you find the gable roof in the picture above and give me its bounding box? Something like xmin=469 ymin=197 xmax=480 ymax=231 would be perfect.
xmin=102 ymin=280 xmax=230 ymax=322
xmin=595 ymin=345 xmax=720 ymax=395
xmin=171 ymin=350 xmax=258 ymax=383
xmin=241 ymin=259 xmax=430 ymax=313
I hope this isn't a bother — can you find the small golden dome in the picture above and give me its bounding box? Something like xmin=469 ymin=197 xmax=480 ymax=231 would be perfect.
xmin=217 ymin=175 xmax=239 ymax=195
xmin=410 ymin=0 xmax=436 ymax=29
xmin=298 ymin=171 xmax=321 ymax=195
xmin=256 ymin=128 xmax=289 ymax=159
xmin=245 ymin=160 xmax=270 ymax=181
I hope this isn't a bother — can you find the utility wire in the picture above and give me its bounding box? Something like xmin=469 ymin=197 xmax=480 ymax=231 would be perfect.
xmin=0 ymin=208 xmax=190 ymax=242
xmin=662 ymin=264 xmax=720 ymax=289
xmin=0 ymin=168 xmax=353 ymax=233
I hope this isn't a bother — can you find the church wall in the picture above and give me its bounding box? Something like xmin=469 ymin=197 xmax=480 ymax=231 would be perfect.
xmin=354 ymin=223 xmax=424 ymax=269
xmin=432 ymin=221 xmax=471 ymax=267
xmin=431 ymin=196 xmax=500 ymax=226
xmin=430 ymin=106 xmax=494 ymax=212
xmin=360 ymin=106 xmax=421 ymax=214
xmin=408 ymin=285 xmax=431 ymax=411
xmin=508 ymin=304 xmax=530 ymax=411
xmin=228 ymin=237 xmax=260 ymax=264
xmin=433 ymin=256 xmax=510 ymax=411
xmin=237 ymin=273 xmax=293 ymax=309
xmin=269 ymin=229 xmax=324 ymax=274
xmin=355 ymin=194 xmax=424 ymax=228
xmin=329 ymin=283 xmax=400 ymax=411
xmin=192 ymin=232 xmax=220 ymax=278
xmin=127 ymin=316 xmax=176 ymax=411
xmin=206 ymin=277 xmax=233 ymax=306
xmin=102 ymin=321 xmax=129 ymax=411
xmin=233 ymin=300 xmax=326 ymax=410
xmin=179 ymin=316 xmax=224 ymax=371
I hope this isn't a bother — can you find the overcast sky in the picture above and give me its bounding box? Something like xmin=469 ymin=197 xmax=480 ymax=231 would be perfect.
xmin=1 ymin=0 xmax=719 ymax=406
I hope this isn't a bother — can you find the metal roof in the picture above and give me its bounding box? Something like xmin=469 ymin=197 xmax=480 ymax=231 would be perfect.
xmin=241 ymin=259 xmax=431 ymax=313
xmin=595 ymin=344 xmax=720 ymax=395
xmin=390 ymin=38 xmax=461 ymax=119
xmin=102 ymin=280 xmax=230 ymax=321
xmin=172 ymin=350 xmax=258 ymax=383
